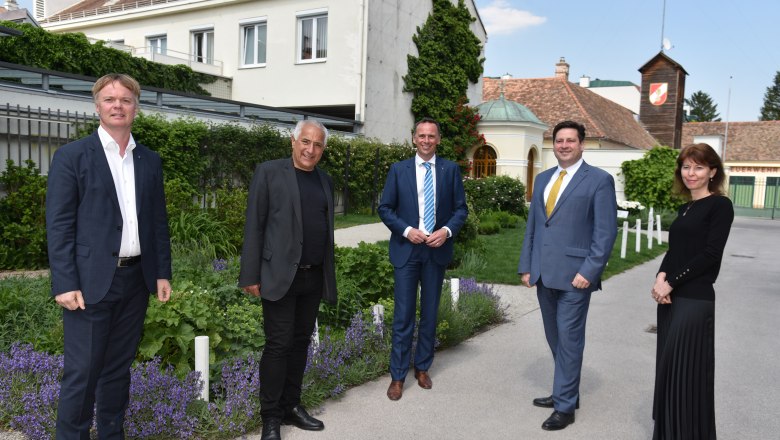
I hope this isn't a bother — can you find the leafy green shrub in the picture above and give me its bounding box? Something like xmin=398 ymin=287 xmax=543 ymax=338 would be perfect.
xmin=168 ymin=211 xmax=237 ymax=259
xmin=320 ymin=243 xmax=395 ymax=327
xmin=452 ymin=199 xmax=482 ymax=268
xmin=478 ymin=220 xmax=500 ymax=235
xmin=0 ymin=160 xmax=48 ymax=269
xmin=463 ymin=175 xmax=527 ymax=218
xmin=620 ymin=146 xmax=684 ymax=211
xmin=207 ymin=187 xmax=248 ymax=252
xmin=0 ymin=22 xmax=216 ymax=94
xmin=164 ymin=177 xmax=199 ymax=221
xmin=435 ymin=278 xmax=504 ymax=348
xmin=139 ymin=280 xmax=264 ymax=376
xmin=321 ymin=137 xmax=415 ymax=212
xmin=0 ymin=276 xmax=62 ymax=354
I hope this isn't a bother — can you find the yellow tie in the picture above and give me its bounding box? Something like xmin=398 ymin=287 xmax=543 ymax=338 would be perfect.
xmin=546 ymin=170 xmax=567 ymax=217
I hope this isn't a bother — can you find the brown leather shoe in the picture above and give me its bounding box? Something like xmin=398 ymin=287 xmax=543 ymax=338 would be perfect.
xmin=387 ymin=380 xmax=404 ymax=400
xmin=414 ymin=369 xmax=432 ymax=389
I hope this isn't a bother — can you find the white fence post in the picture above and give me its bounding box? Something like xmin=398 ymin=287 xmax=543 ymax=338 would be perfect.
xmin=311 ymin=318 xmax=320 ymax=351
xmin=621 ymin=221 xmax=629 ymax=259
xmin=656 ymin=214 xmax=663 ymax=244
xmin=450 ymin=278 xmax=460 ymax=309
xmin=635 ymin=219 xmax=642 ymax=252
xmin=195 ymin=335 xmax=209 ymax=401
xmin=372 ymin=304 xmax=384 ymax=337
xmin=647 ymin=215 xmax=654 ymax=249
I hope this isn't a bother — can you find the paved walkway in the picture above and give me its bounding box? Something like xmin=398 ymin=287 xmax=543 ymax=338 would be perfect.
xmin=246 ymin=216 xmax=780 ymax=439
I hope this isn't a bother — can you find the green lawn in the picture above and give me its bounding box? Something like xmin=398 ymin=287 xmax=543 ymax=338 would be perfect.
xmin=447 ymin=223 xmax=668 ymax=285
xmin=334 ymin=213 xmax=381 ymax=229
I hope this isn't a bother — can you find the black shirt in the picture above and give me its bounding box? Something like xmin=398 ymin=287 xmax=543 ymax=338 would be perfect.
xmin=659 ymin=195 xmax=734 ymax=300
xmin=295 ymin=168 xmax=328 ymax=266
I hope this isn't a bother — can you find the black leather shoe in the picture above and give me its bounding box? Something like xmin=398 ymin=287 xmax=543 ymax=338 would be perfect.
xmin=282 ymin=405 xmax=324 ymax=431
xmin=542 ymin=411 xmax=575 ymax=431
xmin=532 ymin=395 xmax=580 ymax=409
xmin=261 ymin=418 xmax=281 ymax=440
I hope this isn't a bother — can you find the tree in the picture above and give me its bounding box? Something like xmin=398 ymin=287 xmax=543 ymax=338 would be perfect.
xmin=685 ymin=90 xmax=720 ymax=122
xmin=403 ymin=0 xmax=485 ymax=165
xmin=759 ymin=71 xmax=780 ymax=121
xmin=620 ymin=146 xmax=683 ymax=211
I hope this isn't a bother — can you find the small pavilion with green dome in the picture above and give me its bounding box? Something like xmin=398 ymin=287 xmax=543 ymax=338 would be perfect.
xmin=474 ymin=92 xmax=547 ymax=201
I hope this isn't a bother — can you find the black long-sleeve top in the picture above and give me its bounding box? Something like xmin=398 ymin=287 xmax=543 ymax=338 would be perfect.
xmin=658 ymin=195 xmax=734 ymax=301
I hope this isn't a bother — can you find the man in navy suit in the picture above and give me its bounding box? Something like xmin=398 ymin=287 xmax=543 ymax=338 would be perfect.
xmin=518 ymin=120 xmax=617 ymax=430
xmin=378 ymin=118 xmax=468 ymax=401
xmin=239 ymin=120 xmax=337 ymax=440
xmin=46 ymin=74 xmax=172 ymax=439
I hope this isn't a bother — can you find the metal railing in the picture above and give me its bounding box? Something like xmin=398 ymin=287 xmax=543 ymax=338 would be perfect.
xmin=0 ymin=105 xmax=97 ymax=176
xmin=43 ymin=0 xmax=182 ymax=23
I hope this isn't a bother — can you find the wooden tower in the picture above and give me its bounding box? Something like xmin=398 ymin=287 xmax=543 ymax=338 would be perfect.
xmin=638 ymin=52 xmax=688 ymax=149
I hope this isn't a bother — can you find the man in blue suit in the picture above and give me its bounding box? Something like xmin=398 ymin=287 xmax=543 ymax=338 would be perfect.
xmin=46 ymin=74 xmax=172 ymax=439
xmin=518 ymin=120 xmax=617 ymax=431
xmin=378 ymin=118 xmax=468 ymax=401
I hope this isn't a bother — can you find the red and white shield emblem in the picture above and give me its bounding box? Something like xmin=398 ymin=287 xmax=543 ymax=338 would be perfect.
xmin=649 ymin=83 xmax=668 ymax=106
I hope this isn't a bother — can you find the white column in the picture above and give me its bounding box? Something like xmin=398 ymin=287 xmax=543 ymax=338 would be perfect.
xmin=450 ymin=278 xmax=460 ymax=309
xmin=195 ymin=335 xmax=209 ymax=401
xmin=647 ymin=215 xmax=654 ymax=249
xmin=621 ymin=221 xmax=629 ymax=259
xmin=635 ymin=219 xmax=642 ymax=252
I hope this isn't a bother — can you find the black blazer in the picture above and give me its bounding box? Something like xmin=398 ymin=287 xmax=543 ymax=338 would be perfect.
xmin=46 ymin=131 xmax=172 ymax=304
xmin=239 ymin=158 xmax=337 ymax=304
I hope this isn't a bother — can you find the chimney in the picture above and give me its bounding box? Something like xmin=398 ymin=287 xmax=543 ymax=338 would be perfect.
xmin=555 ymin=57 xmax=569 ymax=81
xmin=579 ymin=75 xmax=591 ymax=88
xmin=3 ymin=0 xmax=19 ymax=11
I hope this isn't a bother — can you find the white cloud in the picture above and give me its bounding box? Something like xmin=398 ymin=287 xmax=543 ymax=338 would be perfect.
xmin=479 ymin=0 xmax=546 ymax=36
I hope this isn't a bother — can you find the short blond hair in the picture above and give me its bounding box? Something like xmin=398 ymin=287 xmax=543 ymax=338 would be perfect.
xmin=92 ymin=74 xmax=141 ymax=104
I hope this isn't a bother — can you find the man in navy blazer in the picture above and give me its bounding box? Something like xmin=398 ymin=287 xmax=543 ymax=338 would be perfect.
xmin=518 ymin=120 xmax=617 ymax=431
xmin=378 ymin=118 xmax=468 ymax=401
xmin=46 ymin=74 xmax=172 ymax=439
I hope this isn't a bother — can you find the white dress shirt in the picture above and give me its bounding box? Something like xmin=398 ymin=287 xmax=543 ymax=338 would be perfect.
xmin=98 ymin=126 xmax=141 ymax=257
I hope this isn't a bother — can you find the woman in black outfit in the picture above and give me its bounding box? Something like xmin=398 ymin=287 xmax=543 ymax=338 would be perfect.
xmin=651 ymin=143 xmax=734 ymax=440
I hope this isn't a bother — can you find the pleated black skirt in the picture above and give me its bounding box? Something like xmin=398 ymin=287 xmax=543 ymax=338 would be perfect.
xmin=653 ymin=295 xmax=716 ymax=440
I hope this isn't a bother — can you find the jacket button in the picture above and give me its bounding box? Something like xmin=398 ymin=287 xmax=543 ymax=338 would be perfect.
xmin=117 ymin=226 xmax=122 ymax=231
xmin=112 ymin=252 xmax=118 ymax=257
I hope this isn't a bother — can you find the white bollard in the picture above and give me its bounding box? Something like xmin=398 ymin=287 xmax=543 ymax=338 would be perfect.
xmin=372 ymin=304 xmax=384 ymax=327
xmin=311 ymin=318 xmax=320 ymax=351
xmin=195 ymin=335 xmax=209 ymax=401
xmin=635 ymin=219 xmax=642 ymax=252
xmin=656 ymin=214 xmax=663 ymax=244
xmin=372 ymin=304 xmax=385 ymax=337
xmin=450 ymin=278 xmax=460 ymax=309
xmin=647 ymin=216 xmax=654 ymax=249
xmin=621 ymin=221 xmax=628 ymax=259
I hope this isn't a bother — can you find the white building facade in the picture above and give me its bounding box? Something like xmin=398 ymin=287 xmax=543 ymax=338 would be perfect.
xmin=36 ymin=0 xmax=486 ymax=143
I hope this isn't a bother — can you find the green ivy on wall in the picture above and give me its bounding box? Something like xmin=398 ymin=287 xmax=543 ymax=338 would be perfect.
xmin=0 ymin=21 xmax=216 ymax=95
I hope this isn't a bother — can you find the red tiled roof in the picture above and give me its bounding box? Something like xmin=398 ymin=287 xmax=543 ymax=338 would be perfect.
xmin=483 ymin=77 xmax=657 ymax=149
xmin=682 ymin=121 xmax=780 ymax=162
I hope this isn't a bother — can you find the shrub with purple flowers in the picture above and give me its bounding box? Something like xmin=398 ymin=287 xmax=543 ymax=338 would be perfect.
xmin=301 ymin=312 xmax=391 ymax=407
xmin=0 ymin=343 xmax=61 ymax=440
xmin=124 ymin=358 xmax=201 ymax=439
xmin=200 ymin=353 xmax=262 ymax=437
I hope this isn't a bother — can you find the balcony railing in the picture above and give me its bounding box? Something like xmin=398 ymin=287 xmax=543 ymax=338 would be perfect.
xmin=43 ymin=0 xmax=184 ymax=23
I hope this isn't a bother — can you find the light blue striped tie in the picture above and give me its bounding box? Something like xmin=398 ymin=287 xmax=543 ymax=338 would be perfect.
xmin=423 ymin=162 xmax=435 ymax=234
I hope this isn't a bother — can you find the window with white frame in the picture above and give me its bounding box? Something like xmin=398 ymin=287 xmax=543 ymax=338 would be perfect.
xmin=147 ymin=35 xmax=167 ymax=55
xmin=297 ymin=12 xmax=327 ymax=62
xmin=241 ymin=21 xmax=267 ymax=66
xmin=192 ymin=29 xmax=214 ymax=64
